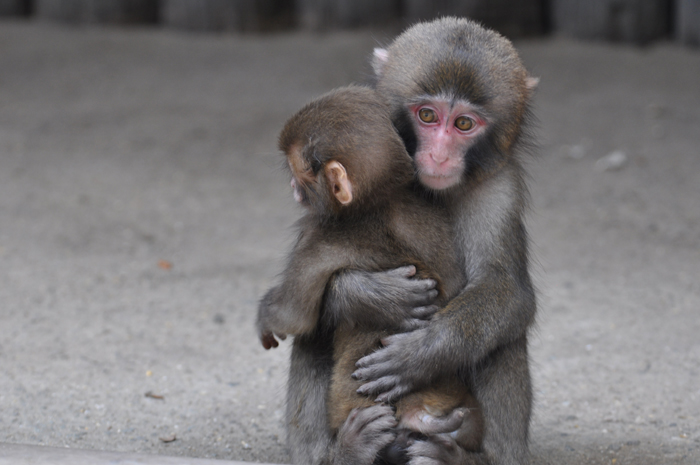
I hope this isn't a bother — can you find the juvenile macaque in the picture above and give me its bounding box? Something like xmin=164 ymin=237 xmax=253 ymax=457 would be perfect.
xmin=257 ymin=85 xmax=482 ymax=464
xmin=281 ymin=17 xmax=539 ymax=465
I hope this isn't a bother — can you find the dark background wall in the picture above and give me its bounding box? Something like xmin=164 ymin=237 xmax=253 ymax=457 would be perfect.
xmin=0 ymin=0 xmax=698 ymax=46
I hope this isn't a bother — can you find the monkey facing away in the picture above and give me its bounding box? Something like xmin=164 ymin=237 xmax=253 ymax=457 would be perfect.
xmin=257 ymin=85 xmax=483 ymax=464
xmin=278 ymin=17 xmax=538 ymax=465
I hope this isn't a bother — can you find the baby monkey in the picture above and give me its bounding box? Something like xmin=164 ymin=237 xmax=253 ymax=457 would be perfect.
xmin=257 ymin=86 xmax=483 ymax=463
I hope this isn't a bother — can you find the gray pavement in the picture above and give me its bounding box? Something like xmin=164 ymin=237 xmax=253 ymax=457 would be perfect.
xmin=0 ymin=19 xmax=698 ymax=464
xmin=0 ymin=442 xmax=267 ymax=464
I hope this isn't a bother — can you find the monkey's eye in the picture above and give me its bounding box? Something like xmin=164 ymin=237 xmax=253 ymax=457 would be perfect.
xmin=418 ymin=108 xmax=437 ymax=123
xmin=455 ymin=116 xmax=475 ymax=132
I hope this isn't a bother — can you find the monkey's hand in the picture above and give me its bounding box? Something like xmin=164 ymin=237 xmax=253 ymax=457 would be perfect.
xmin=353 ymin=327 xmax=442 ymax=402
xmin=406 ymin=433 xmax=470 ymax=465
xmin=332 ymin=405 xmax=397 ymax=465
xmin=256 ymin=287 xmax=288 ymax=350
xmin=325 ymin=265 xmax=439 ymax=332
xmin=259 ymin=330 xmax=287 ymax=350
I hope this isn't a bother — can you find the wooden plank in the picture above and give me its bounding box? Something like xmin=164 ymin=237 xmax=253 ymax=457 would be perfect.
xmin=296 ymin=0 xmax=399 ymax=30
xmin=161 ymin=0 xmax=248 ymax=31
xmin=677 ymin=0 xmax=700 ymax=46
xmin=34 ymin=0 xmax=158 ymax=24
xmin=161 ymin=0 xmax=293 ymax=32
xmin=552 ymin=0 xmax=670 ymax=44
xmin=403 ymin=0 xmax=545 ymax=37
xmin=0 ymin=0 xmax=25 ymax=16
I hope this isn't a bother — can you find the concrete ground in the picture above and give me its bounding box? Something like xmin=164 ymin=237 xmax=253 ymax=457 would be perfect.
xmin=0 ymin=19 xmax=698 ymax=464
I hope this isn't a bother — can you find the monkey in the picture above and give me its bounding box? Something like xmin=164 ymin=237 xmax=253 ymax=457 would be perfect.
xmin=256 ymin=85 xmax=484 ymax=464
xmin=278 ymin=17 xmax=539 ymax=465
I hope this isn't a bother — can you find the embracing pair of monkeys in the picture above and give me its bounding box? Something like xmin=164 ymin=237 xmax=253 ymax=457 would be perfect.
xmin=257 ymin=17 xmax=538 ymax=465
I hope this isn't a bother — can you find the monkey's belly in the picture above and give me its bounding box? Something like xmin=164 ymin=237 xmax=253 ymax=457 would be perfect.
xmin=328 ymin=328 xmax=483 ymax=452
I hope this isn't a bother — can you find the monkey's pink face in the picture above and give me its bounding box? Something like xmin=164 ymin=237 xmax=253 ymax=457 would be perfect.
xmin=410 ymin=99 xmax=487 ymax=190
xmin=290 ymin=178 xmax=308 ymax=206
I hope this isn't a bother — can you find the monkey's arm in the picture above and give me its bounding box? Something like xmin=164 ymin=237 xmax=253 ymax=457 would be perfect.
xmin=353 ymin=170 xmax=536 ymax=401
xmin=323 ymin=266 xmax=439 ymax=332
xmin=256 ymin=234 xmax=355 ymax=348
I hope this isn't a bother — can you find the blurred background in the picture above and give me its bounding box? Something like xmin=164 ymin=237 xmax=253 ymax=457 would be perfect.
xmin=0 ymin=1 xmax=699 ymax=464
xmin=0 ymin=0 xmax=698 ymax=46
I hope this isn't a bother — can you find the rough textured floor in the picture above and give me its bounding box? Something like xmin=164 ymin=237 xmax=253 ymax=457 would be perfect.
xmin=0 ymin=20 xmax=698 ymax=464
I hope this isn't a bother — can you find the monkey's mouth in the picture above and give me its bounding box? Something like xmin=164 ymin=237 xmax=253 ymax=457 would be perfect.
xmin=418 ymin=172 xmax=461 ymax=190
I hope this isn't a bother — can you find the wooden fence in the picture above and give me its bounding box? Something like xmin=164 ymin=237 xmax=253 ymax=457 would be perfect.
xmin=0 ymin=0 xmax=697 ymax=46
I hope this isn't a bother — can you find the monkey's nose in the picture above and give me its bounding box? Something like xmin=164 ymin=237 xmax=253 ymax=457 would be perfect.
xmin=430 ymin=151 xmax=449 ymax=165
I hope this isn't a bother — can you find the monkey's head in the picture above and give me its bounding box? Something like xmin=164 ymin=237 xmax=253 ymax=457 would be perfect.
xmin=373 ymin=17 xmax=538 ymax=191
xmin=279 ymin=86 xmax=414 ymax=217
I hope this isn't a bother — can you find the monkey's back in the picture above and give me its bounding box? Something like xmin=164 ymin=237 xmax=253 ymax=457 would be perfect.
xmin=314 ymin=190 xmax=465 ymax=303
xmin=325 ymin=190 xmax=479 ymax=440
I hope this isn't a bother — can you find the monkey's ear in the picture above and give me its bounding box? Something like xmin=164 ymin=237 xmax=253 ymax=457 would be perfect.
xmin=525 ymin=76 xmax=540 ymax=95
xmin=325 ymin=161 xmax=353 ymax=205
xmin=372 ymin=48 xmax=389 ymax=76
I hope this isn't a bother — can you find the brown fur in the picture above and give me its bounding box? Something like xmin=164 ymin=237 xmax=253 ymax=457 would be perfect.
xmin=275 ymin=17 xmax=537 ymax=465
xmin=258 ymin=85 xmax=483 ymax=462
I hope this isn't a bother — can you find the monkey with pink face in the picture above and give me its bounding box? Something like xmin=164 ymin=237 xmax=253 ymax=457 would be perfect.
xmin=260 ymin=17 xmax=538 ymax=465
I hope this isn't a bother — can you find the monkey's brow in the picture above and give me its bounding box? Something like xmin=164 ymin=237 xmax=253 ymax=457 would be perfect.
xmin=407 ymin=93 xmax=455 ymax=104
xmin=407 ymin=93 xmax=483 ymax=110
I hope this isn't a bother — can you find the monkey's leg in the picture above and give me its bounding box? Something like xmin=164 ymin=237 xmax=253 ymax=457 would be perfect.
xmin=405 ymin=337 xmax=530 ymax=465
xmin=287 ymin=333 xmax=397 ymax=465
xmin=471 ymin=336 xmax=532 ymax=465
xmin=286 ymin=335 xmax=334 ymax=465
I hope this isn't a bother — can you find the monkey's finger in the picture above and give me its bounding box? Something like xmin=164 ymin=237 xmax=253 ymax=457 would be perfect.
xmin=389 ymin=265 xmax=417 ymax=278
xmin=409 ymin=305 xmax=439 ymax=320
xmin=353 ymin=348 xmax=390 ymax=370
xmin=399 ymin=318 xmax=430 ymax=332
xmin=405 ymin=289 xmax=439 ymax=309
xmin=354 ymin=341 xmax=410 ymax=375
xmin=352 ymin=363 xmax=386 ymax=381
xmin=413 ymin=408 xmax=465 ymax=435
xmin=374 ymin=384 xmax=412 ymax=404
xmin=430 ymin=434 xmax=455 ymax=448
xmin=407 ymin=455 xmax=440 ymax=465
xmin=275 ymin=332 xmax=287 ymax=341
xmin=362 ymin=406 xmax=398 ymax=430
xmin=402 ymin=276 xmax=438 ymax=294
xmin=410 ymin=435 xmax=458 ymax=464
xmin=355 ymin=376 xmax=401 ymax=397
xmin=379 ymin=329 xmax=419 ymax=347
xmin=348 ymin=405 xmax=397 ymax=430
xmin=260 ymin=333 xmax=279 ymax=350
xmin=407 ymin=438 xmax=454 ymax=464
